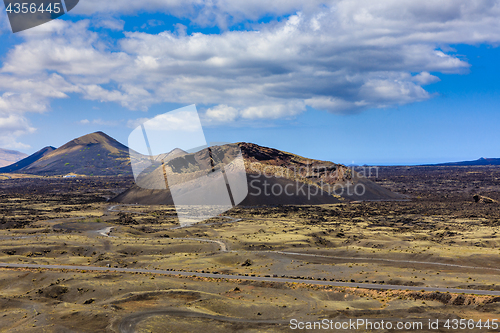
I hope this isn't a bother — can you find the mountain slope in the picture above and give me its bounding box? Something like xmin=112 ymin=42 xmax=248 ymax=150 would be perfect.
xmin=0 ymin=146 xmax=55 ymax=173
xmin=113 ymin=142 xmax=403 ymax=206
xmin=0 ymin=148 xmax=28 ymax=168
xmin=435 ymin=157 xmax=500 ymax=166
xmin=16 ymin=132 xmax=133 ymax=176
xmin=152 ymin=148 xmax=188 ymax=162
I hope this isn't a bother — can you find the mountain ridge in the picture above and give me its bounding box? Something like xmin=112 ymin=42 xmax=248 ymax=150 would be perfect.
xmin=0 ymin=132 xmax=404 ymax=206
xmin=0 ymin=146 xmax=55 ymax=173
xmin=4 ymin=132 xmax=132 ymax=176
xmin=433 ymin=157 xmax=500 ymax=166
xmin=113 ymin=142 xmax=403 ymax=205
xmin=0 ymin=148 xmax=28 ymax=168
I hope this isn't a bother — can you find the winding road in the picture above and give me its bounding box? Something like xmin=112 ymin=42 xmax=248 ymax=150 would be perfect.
xmin=0 ymin=262 xmax=499 ymax=296
xmin=173 ymin=237 xmax=228 ymax=251
xmin=1 ymin=203 xmax=499 ymax=297
xmin=105 ymin=204 xmax=500 ymax=295
xmin=118 ymin=308 xmax=286 ymax=333
xmin=108 ymin=204 xmax=500 ymax=274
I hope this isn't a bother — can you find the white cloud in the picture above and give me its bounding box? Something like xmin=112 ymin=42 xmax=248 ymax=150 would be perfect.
xmin=93 ymin=18 xmax=125 ymax=31
xmin=135 ymin=56 xmax=160 ymax=70
xmin=79 ymin=119 xmax=122 ymax=126
xmin=71 ymin=0 xmax=331 ymax=28
xmin=2 ymin=0 xmax=500 ymax=146
xmin=0 ymin=114 xmax=35 ymax=149
xmin=359 ymin=77 xmax=430 ymax=105
xmin=0 ymin=74 xmax=78 ymax=99
xmin=127 ymin=110 xmax=202 ymax=132
xmin=412 ymin=72 xmax=441 ymax=85
xmin=0 ymin=114 xmax=34 ymax=132
xmin=241 ymin=102 xmax=306 ymax=119
xmin=0 ymin=91 xmax=54 ymax=148
xmin=141 ymin=20 xmax=166 ymax=30
xmin=127 ymin=118 xmax=150 ymax=129
xmin=0 ymin=92 xmax=47 ymax=114
xmin=305 ymin=97 xmax=365 ymax=114
xmin=205 ymin=104 xmax=238 ymax=123
xmin=143 ymin=109 xmax=202 ymax=132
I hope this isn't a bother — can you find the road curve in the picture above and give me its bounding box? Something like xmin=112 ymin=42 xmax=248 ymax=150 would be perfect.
xmin=119 ymin=308 xmax=286 ymax=333
xmin=1 ymin=262 xmax=499 ymax=296
xmin=173 ymin=237 xmax=228 ymax=251
xmin=105 ymin=204 xmax=500 ymax=287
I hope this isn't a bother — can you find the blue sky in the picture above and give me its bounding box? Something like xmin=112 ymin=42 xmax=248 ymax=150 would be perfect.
xmin=0 ymin=1 xmax=500 ymax=165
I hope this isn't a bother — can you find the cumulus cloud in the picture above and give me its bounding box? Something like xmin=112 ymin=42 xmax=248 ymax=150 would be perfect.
xmin=71 ymin=0 xmax=331 ymax=28
xmin=0 ymin=92 xmax=45 ymax=148
xmin=93 ymin=18 xmax=125 ymax=31
xmin=412 ymin=72 xmax=441 ymax=85
xmin=0 ymin=114 xmax=35 ymax=149
xmin=127 ymin=118 xmax=150 ymax=129
xmin=141 ymin=20 xmax=166 ymax=30
xmin=240 ymin=102 xmax=306 ymax=120
xmin=79 ymin=119 xmax=122 ymax=126
xmin=2 ymin=0 xmax=500 ymax=144
xmin=205 ymin=104 xmax=239 ymax=123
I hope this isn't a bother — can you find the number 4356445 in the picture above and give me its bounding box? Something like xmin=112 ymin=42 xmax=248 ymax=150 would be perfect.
xmin=5 ymin=3 xmax=61 ymax=14
xmin=444 ymin=319 xmax=498 ymax=330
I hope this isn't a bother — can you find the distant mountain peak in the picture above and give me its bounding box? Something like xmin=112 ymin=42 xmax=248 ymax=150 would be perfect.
xmin=170 ymin=148 xmax=187 ymax=155
xmin=237 ymin=142 xmax=333 ymax=166
xmin=56 ymin=131 xmax=128 ymax=156
xmin=434 ymin=156 xmax=500 ymax=166
xmin=113 ymin=141 xmax=403 ymax=206
xmin=1 ymin=132 xmax=132 ymax=176
xmin=0 ymin=148 xmax=28 ymax=168
xmin=0 ymin=146 xmax=54 ymax=172
xmin=63 ymin=131 xmax=121 ymax=146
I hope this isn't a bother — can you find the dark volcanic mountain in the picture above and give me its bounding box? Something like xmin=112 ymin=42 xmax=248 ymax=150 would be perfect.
xmin=435 ymin=157 xmax=500 ymax=166
xmin=113 ymin=142 xmax=403 ymax=206
xmin=0 ymin=146 xmax=55 ymax=173
xmin=0 ymin=148 xmax=27 ymax=168
xmin=11 ymin=132 xmax=133 ymax=176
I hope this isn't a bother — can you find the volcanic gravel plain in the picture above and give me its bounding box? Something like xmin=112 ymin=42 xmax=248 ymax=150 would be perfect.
xmin=0 ymin=167 xmax=500 ymax=332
